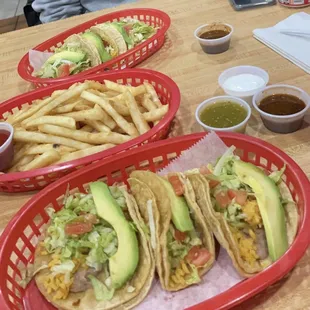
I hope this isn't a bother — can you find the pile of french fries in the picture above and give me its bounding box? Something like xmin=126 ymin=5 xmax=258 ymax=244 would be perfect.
xmin=3 ymin=80 xmax=168 ymax=173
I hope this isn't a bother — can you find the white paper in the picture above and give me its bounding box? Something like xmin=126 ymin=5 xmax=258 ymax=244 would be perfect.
xmin=137 ymin=132 xmax=243 ymax=309
xmin=253 ymin=12 xmax=310 ymax=74
xmin=29 ymin=50 xmax=53 ymax=72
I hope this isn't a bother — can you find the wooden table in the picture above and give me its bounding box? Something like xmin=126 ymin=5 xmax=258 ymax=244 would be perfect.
xmin=0 ymin=1 xmax=310 ymax=309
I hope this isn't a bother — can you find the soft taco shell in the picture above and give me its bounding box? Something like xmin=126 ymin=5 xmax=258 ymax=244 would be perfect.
xmin=90 ymin=24 xmax=127 ymax=56
xmin=64 ymin=34 xmax=101 ymax=66
xmin=34 ymin=190 xmax=154 ymax=310
xmin=186 ymin=172 xmax=299 ymax=277
xmin=129 ymin=170 xmax=215 ymax=291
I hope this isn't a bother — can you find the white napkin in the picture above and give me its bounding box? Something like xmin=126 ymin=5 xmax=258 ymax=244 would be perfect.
xmin=253 ymin=12 xmax=310 ymax=74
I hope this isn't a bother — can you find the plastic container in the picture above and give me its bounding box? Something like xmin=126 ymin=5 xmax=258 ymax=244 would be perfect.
xmin=194 ymin=23 xmax=233 ymax=54
xmin=0 ymin=123 xmax=14 ymax=172
xmin=0 ymin=69 xmax=180 ymax=193
xmin=218 ymin=65 xmax=269 ymax=105
xmin=17 ymin=8 xmax=171 ymax=88
xmin=195 ymin=96 xmax=251 ymax=133
xmin=253 ymin=84 xmax=310 ymax=134
xmin=0 ymin=132 xmax=309 ymax=310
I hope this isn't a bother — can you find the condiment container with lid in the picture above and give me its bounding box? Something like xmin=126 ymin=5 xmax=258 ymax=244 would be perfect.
xmin=253 ymin=84 xmax=310 ymax=134
xmin=218 ymin=66 xmax=269 ymax=105
xmin=0 ymin=123 xmax=14 ymax=172
xmin=194 ymin=23 xmax=233 ymax=54
xmin=278 ymin=0 xmax=310 ymax=7
xmin=195 ymin=96 xmax=251 ymax=133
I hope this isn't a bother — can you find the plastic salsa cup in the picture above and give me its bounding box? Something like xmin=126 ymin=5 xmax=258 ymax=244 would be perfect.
xmin=195 ymin=95 xmax=251 ymax=133
xmin=0 ymin=123 xmax=14 ymax=172
xmin=252 ymin=84 xmax=310 ymax=134
xmin=194 ymin=23 xmax=234 ymax=54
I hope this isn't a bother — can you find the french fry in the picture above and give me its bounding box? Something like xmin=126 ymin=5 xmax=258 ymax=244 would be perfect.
xmin=144 ymin=82 xmax=162 ymax=107
xmin=73 ymin=104 xmax=92 ymax=111
xmin=142 ymin=94 xmax=157 ymax=111
xmin=124 ymin=91 xmax=150 ymax=135
xmin=23 ymin=83 xmax=90 ymax=125
xmin=84 ymin=120 xmax=111 ymax=133
xmin=110 ymin=100 xmax=130 ymax=116
xmin=8 ymin=155 xmax=35 ymax=172
xmin=14 ymin=130 xmax=92 ymax=150
xmin=19 ymin=150 xmax=61 ymax=171
xmin=81 ymin=91 xmax=138 ymax=137
xmin=56 ymin=144 xmax=115 ymax=164
xmin=38 ymin=124 xmax=132 ymax=145
xmin=25 ymin=144 xmax=76 ymax=155
xmin=62 ymin=105 xmax=105 ymax=122
xmin=11 ymin=144 xmax=34 ymax=165
xmin=24 ymin=116 xmax=76 ymax=130
xmin=80 ymin=125 xmax=94 ymax=132
xmin=104 ymin=80 xmax=146 ymax=96
xmin=85 ymin=80 xmax=108 ymax=92
xmin=51 ymin=102 xmax=79 ymax=114
xmin=143 ymin=105 xmax=169 ymax=122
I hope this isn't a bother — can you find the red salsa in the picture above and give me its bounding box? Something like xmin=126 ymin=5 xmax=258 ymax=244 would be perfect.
xmin=0 ymin=130 xmax=10 ymax=147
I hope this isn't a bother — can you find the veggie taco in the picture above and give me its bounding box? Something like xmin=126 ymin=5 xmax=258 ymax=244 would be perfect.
xmin=186 ymin=147 xmax=299 ymax=277
xmin=128 ymin=170 xmax=215 ymax=291
xmin=33 ymin=181 xmax=155 ymax=309
xmin=35 ymin=34 xmax=102 ymax=79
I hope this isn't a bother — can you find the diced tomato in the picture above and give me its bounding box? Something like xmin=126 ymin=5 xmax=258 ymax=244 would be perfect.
xmin=58 ymin=64 xmax=70 ymax=77
xmin=65 ymin=222 xmax=93 ymax=235
xmin=168 ymin=175 xmax=184 ymax=196
xmin=186 ymin=246 xmax=211 ymax=267
xmin=124 ymin=25 xmax=132 ymax=35
xmin=199 ymin=165 xmax=211 ymax=175
xmin=209 ymin=179 xmax=220 ymax=189
xmin=215 ymin=191 xmax=231 ymax=208
xmin=174 ymin=229 xmax=187 ymax=242
xmin=228 ymin=189 xmax=247 ymax=206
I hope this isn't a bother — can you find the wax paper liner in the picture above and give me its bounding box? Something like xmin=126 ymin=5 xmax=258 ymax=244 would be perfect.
xmin=29 ymin=50 xmax=53 ymax=72
xmin=137 ymin=131 xmax=244 ymax=310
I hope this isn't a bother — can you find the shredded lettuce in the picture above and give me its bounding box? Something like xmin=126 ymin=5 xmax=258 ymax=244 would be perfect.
xmin=213 ymin=146 xmax=237 ymax=176
xmin=88 ymin=275 xmax=115 ymax=301
xmin=185 ymin=264 xmax=201 ymax=285
xmin=269 ymin=165 xmax=286 ymax=184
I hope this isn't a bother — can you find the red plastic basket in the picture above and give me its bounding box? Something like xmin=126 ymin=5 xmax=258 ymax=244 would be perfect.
xmin=0 ymin=132 xmax=309 ymax=310
xmin=17 ymin=8 xmax=171 ymax=88
xmin=0 ymin=68 xmax=180 ymax=193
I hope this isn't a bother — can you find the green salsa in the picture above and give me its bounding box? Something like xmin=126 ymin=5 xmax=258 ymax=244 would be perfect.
xmin=200 ymin=101 xmax=247 ymax=128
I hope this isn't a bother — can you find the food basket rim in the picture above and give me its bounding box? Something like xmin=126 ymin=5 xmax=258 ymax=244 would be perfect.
xmin=0 ymin=132 xmax=309 ymax=310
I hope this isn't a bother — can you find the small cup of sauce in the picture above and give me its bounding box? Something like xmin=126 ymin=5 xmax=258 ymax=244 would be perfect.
xmin=195 ymin=96 xmax=251 ymax=133
xmin=0 ymin=122 xmax=14 ymax=172
xmin=194 ymin=23 xmax=233 ymax=54
xmin=253 ymin=85 xmax=310 ymax=134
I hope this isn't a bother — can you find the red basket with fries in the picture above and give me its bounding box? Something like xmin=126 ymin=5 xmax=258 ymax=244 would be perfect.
xmin=0 ymin=132 xmax=309 ymax=310
xmin=0 ymin=68 xmax=180 ymax=193
xmin=17 ymin=8 xmax=171 ymax=88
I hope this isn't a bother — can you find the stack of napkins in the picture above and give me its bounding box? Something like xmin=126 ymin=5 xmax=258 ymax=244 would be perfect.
xmin=253 ymin=12 xmax=310 ymax=74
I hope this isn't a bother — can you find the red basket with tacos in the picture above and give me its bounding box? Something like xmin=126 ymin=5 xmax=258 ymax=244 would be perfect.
xmin=17 ymin=8 xmax=170 ymax=88
xmin=0 ymin=132 xmax=309 ymax=310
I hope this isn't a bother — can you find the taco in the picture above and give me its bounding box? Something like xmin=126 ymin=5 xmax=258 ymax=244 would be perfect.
xmin=128 ymin=170 xmax=215 ymax=291
xmin=34 ymin=34 xmax=101 ymax=79
xmin=33 ymin=181 xmax=155 ymax=309
xmin=90 ymin=19 xmax=156 ymax=57
xmin=186 ymin=149 xmax=299 ymax=277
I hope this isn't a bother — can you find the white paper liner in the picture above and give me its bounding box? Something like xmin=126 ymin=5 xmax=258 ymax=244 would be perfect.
xmin=137 ymin=132 xmax=244 ymax=309
xmin=158 ymin=131 xmax=228 ymax=176
xmin=29 ymin=50 xmax=53 ymax=72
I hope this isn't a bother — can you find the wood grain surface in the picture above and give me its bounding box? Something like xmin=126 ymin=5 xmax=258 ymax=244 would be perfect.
xmin=0 ymin=1 xmax=310 ymax=309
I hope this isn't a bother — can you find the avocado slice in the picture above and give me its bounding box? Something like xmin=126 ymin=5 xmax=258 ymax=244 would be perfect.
xmin=82 ymin=32 xmax=112 ymax=62
xmin=110 ymin=22 xmax=134 ymax=48
xmin=90 ymin=182 xmax=139 ymax=289
xmin=161 ymin=178 xmax=194 ymax=232
xmin=47 ymin=51 xmax=85 ymax=64
xmin=233 ymin=160 xmax=288 ymax=261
